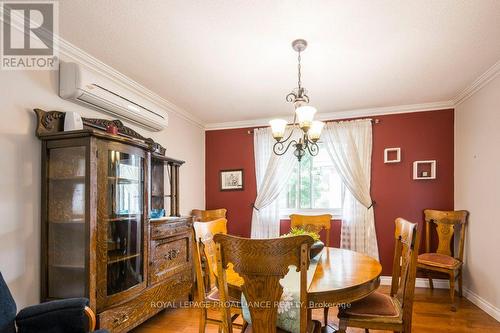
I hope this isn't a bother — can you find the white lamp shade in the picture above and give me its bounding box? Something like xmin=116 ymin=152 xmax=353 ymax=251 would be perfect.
xmin=269 ymin=119 xmax=287 ymax=140
xmin=295 ymin=105 xmax=317 ymax=130
xmin=309 ymin=121 xmax=324 ymax=141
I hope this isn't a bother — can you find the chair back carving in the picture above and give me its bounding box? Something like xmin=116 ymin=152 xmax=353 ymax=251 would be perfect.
xmin=193 ymin=218 xmax=228 ymax=290
xmin=192 ymin=208 xmax=227 ymax=222
xmin=290 ymin=214 xmax=332 ymax=246
xmin=424 ymin=209 xmax=469 ymax=260
xmin=214 ymin=234 xmax=314 ymax=333
xmin=390 ymin=218 xmax=420 ymax=328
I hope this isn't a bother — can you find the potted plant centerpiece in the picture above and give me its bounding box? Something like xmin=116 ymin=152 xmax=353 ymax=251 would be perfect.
xmin=282 ymin=227 xmax=325 ymax=259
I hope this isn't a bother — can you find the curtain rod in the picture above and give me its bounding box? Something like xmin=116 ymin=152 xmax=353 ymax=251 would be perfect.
xmin=246 ymin=118 xmax=380 ymax=134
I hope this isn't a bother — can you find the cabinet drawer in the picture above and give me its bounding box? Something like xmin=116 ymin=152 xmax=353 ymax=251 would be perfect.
xmin=150 ymin=232 xmax=192 ymax=285
xmin=98 ymin=271 xmax=192 ymax=333
xmin=150 ymin=219 xmax=191 ymax=240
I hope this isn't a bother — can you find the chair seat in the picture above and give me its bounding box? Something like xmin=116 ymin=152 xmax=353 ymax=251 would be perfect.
xmin=418 ymin=253 xmax=461 ymax=269
xmin=339 ymin=291 xmax=401 ymax=322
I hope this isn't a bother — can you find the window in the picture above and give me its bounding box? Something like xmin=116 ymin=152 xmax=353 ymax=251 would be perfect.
xmin=280 ymin=143 xmax=343 ymax=217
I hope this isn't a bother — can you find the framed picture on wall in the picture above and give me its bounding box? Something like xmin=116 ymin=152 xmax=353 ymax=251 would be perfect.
xmin=220 ymin=169 xmax=244 ymax=191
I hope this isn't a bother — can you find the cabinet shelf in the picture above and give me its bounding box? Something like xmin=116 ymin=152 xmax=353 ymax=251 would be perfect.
xmin=49 ymin=176 xmax=85 ymax=182
xmin=149 ymin=216 xmax=183 ymax=222
xmin=105 ymin=215 xmax=142 ymax=222
xmin=107 ymin=176 xmax=140 ymax=184
xmin=49 ymin=217 xmax=85 ymax=224
xmin=49 ymin=263 xmax=85 ymax=269
xmin=107 ymin=252 xmax=140 ymax=265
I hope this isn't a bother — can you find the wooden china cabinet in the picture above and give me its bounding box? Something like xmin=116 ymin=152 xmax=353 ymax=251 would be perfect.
xmin=34 ymin=109 xmax=192 ymax=332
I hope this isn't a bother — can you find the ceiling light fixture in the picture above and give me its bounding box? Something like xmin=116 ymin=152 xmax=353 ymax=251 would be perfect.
xmin=270 ymin=39 xmax=324 ymax=161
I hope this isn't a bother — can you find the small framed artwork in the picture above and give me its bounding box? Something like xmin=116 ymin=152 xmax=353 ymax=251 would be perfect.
xmin=220 ymin=169 xmax=244 ymax=191
xmin=384 ymin=147 xmax=401 ymax=163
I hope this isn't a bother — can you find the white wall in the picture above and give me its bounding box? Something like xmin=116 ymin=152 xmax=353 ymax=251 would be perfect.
xmin=455 ymin=73 xmax=500 ymax=318
xmin=0 ymin=67 xmax=205 ymax=308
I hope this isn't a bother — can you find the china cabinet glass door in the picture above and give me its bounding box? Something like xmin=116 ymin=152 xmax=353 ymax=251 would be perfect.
xmin=106 ymin=149 xmax=145 ymax=296
xmin=47 ymin=146 xmax=87 ymax=299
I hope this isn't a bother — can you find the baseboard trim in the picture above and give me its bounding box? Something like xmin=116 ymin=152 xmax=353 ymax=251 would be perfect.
xmin=463 ymin=287 xmax=500 ymax=322
xmin=380 ymin=276 xmax=450 ymax=289
xmin=380 ymin=276 xmax=500 ymax=322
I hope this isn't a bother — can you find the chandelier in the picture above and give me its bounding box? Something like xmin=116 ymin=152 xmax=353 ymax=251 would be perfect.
xmin=269 ymin=39 xmax=324 ymax=161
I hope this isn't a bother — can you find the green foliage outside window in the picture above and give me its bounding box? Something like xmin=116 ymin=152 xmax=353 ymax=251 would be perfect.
xmin=281 ymin=144 xmax=342 ymax=210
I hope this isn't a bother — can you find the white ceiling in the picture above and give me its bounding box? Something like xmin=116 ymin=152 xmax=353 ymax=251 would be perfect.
xmin=59 ymin=0 xmax=500 ymax=125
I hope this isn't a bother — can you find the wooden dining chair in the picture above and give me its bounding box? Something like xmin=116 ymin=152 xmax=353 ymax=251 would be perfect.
xmin=417 ymin=209 xmax=469 ymax=311
xmin=290 ymin=213 xmax=332 ymax=325
xmin=193 ymin=218 xmax=246 ymax=333
xmin=337 ymin=218 xmax=420 ymax=333
xmin=192 ymin=208 xmax=227 ymax=222
xmin=290 ymin=214 xmax=333 ymax=247
xmin=192 ymin=209 xmax=228 ymax=290
xmin=213 ymin=233 xmax=321 ymax=333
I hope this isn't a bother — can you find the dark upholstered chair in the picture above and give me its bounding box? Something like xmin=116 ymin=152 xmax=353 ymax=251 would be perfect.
xmin=0 ymin=272 xmax=107 ymax=333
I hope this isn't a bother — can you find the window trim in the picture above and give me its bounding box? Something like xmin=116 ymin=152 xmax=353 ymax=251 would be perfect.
xmin=279 ymin=208 xmax=342 ymax=220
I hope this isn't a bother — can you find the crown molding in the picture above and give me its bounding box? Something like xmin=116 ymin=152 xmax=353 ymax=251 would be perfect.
xmin=57 ymin=38 xmax=498 ymax=129
xmin=205 ymin=58 xmax=500 ymax=131
xmin=56 ymin=36 xmax=205 ymax=129
xmin=5 ymin=8 xmax=498 ymax=130
xmin=205 ymin=100 xmax=455 ymax=130
xmin=0 ymin=10 xmax=203 ymax=128
xmin=453 ymin=59 xmax=500 ymax=106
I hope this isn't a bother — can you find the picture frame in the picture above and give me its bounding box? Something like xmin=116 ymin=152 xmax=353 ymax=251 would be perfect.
xmin=220 ymin=169 xmax=244 ymax=191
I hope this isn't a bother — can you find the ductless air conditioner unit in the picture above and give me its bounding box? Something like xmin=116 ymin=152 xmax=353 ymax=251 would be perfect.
xmin=59 ymin=61 xmax=168 ymax=131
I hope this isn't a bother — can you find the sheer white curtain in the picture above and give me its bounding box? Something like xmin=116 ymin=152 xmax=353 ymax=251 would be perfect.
xmin=323 ymin=119 xmax=379 ymax=260
xmin=251 ymin=127 xmax=297 ymax=239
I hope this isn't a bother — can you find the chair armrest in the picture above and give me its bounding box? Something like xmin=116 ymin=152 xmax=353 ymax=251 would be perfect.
xmin=16 ymin=298 xmax=103 ymax=333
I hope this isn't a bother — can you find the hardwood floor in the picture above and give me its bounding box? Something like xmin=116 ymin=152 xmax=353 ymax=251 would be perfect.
xmin=132 ymin=286 xmax=500 ymax=332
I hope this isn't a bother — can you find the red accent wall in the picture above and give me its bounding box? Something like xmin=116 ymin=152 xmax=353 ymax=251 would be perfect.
xmin=205 ymin=110 xmax=454 ymax=275
xmin=205 ymin=127 xmax=257 ymax=238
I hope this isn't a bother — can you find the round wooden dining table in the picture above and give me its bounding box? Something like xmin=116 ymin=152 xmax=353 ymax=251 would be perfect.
xmin=224 ymin=247 xmax=382 ymax=308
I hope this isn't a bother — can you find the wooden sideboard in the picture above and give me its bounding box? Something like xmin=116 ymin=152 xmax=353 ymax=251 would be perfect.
xmin=34 ymin=109 xmax=193 ymax=332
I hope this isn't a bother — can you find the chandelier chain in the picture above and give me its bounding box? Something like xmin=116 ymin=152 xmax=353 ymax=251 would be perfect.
xmin=297 ymin=51 xmax=302 ymax=90
xmin=273 ymin=39 xmax=321 ymax=162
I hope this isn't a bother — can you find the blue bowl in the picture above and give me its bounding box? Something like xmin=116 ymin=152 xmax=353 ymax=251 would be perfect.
xmin=150 ymin=209 xmax=165 ymax=219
